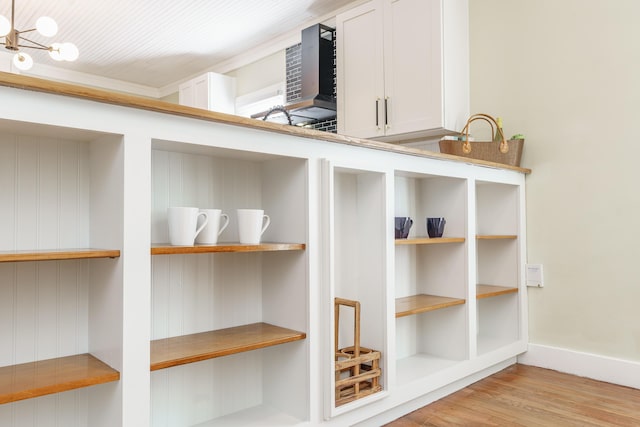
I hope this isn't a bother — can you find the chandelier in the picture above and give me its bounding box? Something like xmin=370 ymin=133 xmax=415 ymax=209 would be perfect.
xmin=0 ymin=0 xmax=78 ymax=71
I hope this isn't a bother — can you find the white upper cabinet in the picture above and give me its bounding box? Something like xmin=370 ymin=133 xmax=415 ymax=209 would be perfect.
xmin=336 ymin=0 xmax=469 ymax=141
xmin=178 ymin=72 xmax=237 ymax=114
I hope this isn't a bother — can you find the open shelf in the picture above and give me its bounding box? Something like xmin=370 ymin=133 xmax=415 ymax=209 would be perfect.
xmin=396 ymin=294 xmax=466 ymax=318
xmin=393 ymin=172 xmax=468 ymax=387
xmin=476 ymin=235 xmax=517 ymax=240
xmin=395 ymin=237 xmax=465 ymax=246
xmin=151 ymin=242 xmax=305 ymax=255
xmin=150 ymin=322 xmax=307 ymax=371
xmin=476 ymin=284 xmax=518 ymax=299
xmin=0 ymin=248 xmax=121 ymax=263
xmin=396 ymin=354 xmax=460 ymax=386
xmin=0 ymin=353 xmax=120 ymax=404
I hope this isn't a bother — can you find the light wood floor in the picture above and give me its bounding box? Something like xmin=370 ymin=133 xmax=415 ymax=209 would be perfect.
xmin=384 ymin=364 xmax=640 ymax=426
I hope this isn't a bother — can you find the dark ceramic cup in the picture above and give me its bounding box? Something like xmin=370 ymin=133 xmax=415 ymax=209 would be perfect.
xmin=426 ymin=217 xmax=446 ymax=238
xmin=395 ymin=217 xmax=413 ymax=239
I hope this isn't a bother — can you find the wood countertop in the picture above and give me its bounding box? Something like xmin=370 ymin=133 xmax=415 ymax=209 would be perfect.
xmin=0 ymin=72 xmax=530 ymax=174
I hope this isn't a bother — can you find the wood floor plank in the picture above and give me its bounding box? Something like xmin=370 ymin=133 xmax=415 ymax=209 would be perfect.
xmin=385 ymin=364 xmax=640 ymax=427
xmin=486 ymin=369 xmax=640 ymax=425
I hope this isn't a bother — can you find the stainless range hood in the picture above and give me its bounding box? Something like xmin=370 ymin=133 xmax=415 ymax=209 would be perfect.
xmin=252 ymin=24 xmax=336 ymax=126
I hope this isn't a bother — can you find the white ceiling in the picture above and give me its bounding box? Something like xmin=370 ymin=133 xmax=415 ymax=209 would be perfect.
xmin=1 ymin=0 xmax=359 ymax=92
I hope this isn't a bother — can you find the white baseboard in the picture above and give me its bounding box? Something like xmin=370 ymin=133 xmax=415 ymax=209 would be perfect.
xmin=518 ymin=343 xmax=640 ymax=389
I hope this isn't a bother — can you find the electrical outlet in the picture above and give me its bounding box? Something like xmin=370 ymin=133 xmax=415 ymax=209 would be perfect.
xmin=526 ymin=264 xmax=544 ymax=287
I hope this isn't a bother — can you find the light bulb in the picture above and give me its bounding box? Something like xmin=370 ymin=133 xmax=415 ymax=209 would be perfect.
xmin=49 ymin=43 xmax=64 ymax=61
xmin=13 ymin=52 xmax=33 ymax=71
xmin=0 ymin=15 xmax=10 ymax=37
xmin=36 ymin=16 xmax=58 ymax=37
xmin=59 ymin=42 xmax=79 ymax=61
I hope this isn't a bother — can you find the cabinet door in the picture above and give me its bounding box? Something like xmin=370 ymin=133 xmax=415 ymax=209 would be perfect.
xmin=383 ymin=0 xmax=443 ymax=136
xmin=178 ymin=75 xmax=209 ymax=110
xmin=180 ymin=73 xmax=236 ymax=113
xmin=178 ymin=80 xmax=194 ymax=107
xmin=192 ymin=73 xmax=210 ymax=110
xmin=336 ymin=0 xmax=385 ymax=139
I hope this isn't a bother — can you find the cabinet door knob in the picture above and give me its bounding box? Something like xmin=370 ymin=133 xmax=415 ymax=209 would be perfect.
xmin=375 ymin=98 xmax=380 ymax=129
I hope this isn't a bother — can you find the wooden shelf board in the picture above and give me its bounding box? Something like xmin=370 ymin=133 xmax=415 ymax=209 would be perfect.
xmin=476 ymin=235 xmax=518 ymax=240
xmin=0 ymin=248 xmax=120 ymax=263
xmin=395 ymin=237 xmax=465 ymax=246
xmin=151 ymin=242 xmax=305 ymax=255
xmin=396 ymin=294 xmax=466 ymax=318
xmin=476 ymin=284 xmax=519 ymax=299
xmin=0 ymin=353 xmax=120 ymax=404
xmin=150 ymin=322 xmax=307 ymax=371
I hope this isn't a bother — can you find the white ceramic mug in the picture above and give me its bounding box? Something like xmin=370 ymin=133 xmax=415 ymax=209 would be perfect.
xmin=167 ymin=207 xmax=208 ymax=246
xmin=195 ymin=209 xmax=229 ymax=245
xmin=237 ymin=209 xmax=270 ymax=244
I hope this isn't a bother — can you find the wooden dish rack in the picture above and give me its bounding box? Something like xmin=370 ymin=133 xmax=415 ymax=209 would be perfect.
xmin=334 ymin=297 xmax=382 ymax=406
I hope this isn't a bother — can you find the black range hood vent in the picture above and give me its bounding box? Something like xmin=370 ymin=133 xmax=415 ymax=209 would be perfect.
xmin=253 ymin=24 xmax=336 ymax=126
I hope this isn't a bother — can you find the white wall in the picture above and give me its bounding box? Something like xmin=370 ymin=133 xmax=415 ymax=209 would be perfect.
xmin=227 ymin=51 xmax=285 ymax=98
xmin=470 ymin=0 xmax=640 ymax=362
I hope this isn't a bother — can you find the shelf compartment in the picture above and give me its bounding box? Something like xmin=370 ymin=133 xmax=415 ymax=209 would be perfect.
xmin=395 ymin=237 xmax=465 ymax=246
xmin=396 ymin=354 xmax=459 ymax=387
xmin=396 ymin=294 xmax=466 ymax=318
xmin=151 ymin=242 xmax=305 ymax=255
xmin=476 ymin=284 xmax=518 ymax=299
xmin=476 ymin=235 xmax=517 ymax=240
xmin=0 ymin=353 xmax=120 ymax=404
xmin=0 ymin=248 xmax=121 ymax=263
xmin=150 ymin=322 xmax=307 ymax=371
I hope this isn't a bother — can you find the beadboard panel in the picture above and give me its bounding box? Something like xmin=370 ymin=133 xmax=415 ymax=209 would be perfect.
xmin=0 ymin=390 xmax=88 ymax=427
xmin=151 ymin=149 xmax=262 ymax=245
xmin=0 ymin=136 xmax=90 ymax=250
xmin=0 ymin=260 xmax=88 ymax=366
xmin=151 ymin=253 xmax=263 ymax=339
xmin=151 ymin=351 xmax=263 ymax=426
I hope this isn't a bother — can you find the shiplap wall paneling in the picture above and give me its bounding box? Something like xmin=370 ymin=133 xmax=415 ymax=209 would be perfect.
xmin=0 ymin=136 xmax=89 ymax=251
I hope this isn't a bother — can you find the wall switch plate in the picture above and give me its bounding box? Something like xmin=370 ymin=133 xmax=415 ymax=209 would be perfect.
xmin=526 ymin=264 xmax=544 ymax=287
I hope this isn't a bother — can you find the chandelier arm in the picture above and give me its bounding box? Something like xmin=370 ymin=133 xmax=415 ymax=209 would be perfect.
xmin=18 ymin=45 xmax=50 ymax=51
xmin=17 ymin=28 xmax=37 ymax=34
xmin=18 ymin=35 xmax=51 ymax=50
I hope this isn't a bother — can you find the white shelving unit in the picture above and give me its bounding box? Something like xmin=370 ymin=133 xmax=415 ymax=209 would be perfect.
xmin=393 ymin=172 xmax=468 ymax=387
xmin=0 ymin=77 xmax=528 ymax=427
xmin=149 ymin=142 xmax=308 ymax=426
